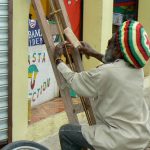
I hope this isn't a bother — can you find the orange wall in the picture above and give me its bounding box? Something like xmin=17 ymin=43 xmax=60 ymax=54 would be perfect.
xmin=29 ymin=0 xmax=50 ymax=19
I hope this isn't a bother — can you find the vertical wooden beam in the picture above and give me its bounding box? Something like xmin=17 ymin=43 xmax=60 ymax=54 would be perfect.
xmin=8 ymin=0 xmax=13 ymax=143
xmin=31 ymin=0 xmax=78 ymax=124
xmin=71 ymin=49 xmax=96 ymax=125
xmin=49 ymin=0 xmax=96 ymax=125
xmin=52 ymin=0 xmax=71 ymax=28
xmin=53 ymin=0 xmax=96 ymax=125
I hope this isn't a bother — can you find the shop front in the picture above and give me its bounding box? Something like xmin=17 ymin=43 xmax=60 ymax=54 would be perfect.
xmin=0 ymin=0 xmax=150 ymax=148
xmin=0 ymin=0 xmax=12 ymax=148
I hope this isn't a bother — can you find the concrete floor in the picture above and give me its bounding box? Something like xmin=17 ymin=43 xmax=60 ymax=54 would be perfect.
xmin=39 ymin=133 xmax=61 ymax=150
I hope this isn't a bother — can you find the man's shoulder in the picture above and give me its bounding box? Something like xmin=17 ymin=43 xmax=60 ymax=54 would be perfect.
xmin=96 ymin=60 xmax=122 ymax=70
xmin=99 ymin=59 xmax=128 ymax=69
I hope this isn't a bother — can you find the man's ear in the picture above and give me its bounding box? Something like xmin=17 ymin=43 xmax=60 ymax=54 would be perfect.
xmin=116 ymin=49 xmax=123 ymax=59
xmin=113 ymin=47 xmax=123 ymax=59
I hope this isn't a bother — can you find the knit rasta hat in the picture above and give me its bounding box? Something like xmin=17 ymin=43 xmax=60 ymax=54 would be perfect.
xmin=115 ymin=20 xmax=150 ymax=68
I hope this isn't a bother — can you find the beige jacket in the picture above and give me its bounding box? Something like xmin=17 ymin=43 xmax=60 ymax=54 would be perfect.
xmin=57 ymin=59 xmax=150 ymax=150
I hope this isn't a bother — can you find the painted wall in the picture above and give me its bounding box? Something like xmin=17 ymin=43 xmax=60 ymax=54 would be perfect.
xmin=12 ymin=0 xmax=86 ymax=142
xmin=138 ymin=0 xmax=150 ymax=76
xmin=83 ymin=0 xmax=113 ymax=70
xmin=29 ymin=0 xmax=50 ymax=19
xmin=12 ymin=0 xmax=67 ymax=141
xmin=12 ymin=0 xmax=30 ymax=140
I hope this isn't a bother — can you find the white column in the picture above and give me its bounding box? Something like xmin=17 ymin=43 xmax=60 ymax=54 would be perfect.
xmin=83 ymin=0 xmax=113 ymax=69
xmin=12 ymin=0 xmax=30 ymax=140
xmin=138 ymin=0 xmax=150 ymax=76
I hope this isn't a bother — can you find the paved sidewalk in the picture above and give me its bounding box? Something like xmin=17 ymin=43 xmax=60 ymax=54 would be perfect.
xmin=39 ymin=133 xmax=61 ymax=150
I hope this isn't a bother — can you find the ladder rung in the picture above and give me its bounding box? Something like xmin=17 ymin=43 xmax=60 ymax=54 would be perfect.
xmin=49 ymin=9 xmax=62 ymax=16
xmin=31 ymin=0 xmax=96 ymax=124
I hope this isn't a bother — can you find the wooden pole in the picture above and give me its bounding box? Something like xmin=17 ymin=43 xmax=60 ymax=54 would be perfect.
xmin=31 ymin=0 xmax=78 ymax=124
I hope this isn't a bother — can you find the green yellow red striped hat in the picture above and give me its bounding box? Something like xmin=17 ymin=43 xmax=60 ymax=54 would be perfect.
xmin=116 ymin=20 xmax=150 ymax=68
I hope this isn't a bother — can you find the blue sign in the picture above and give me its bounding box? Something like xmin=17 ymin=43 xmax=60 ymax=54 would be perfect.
xmin=28 ymin=19 xmax=45 ymax=47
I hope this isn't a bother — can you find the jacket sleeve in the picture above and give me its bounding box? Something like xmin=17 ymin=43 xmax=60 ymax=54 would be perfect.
xmin=57 ymin=62 xmax=99 ymax=98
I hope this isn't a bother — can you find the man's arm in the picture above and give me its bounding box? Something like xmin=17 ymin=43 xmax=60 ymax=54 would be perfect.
xmin=86 ymin=49 xmax=104 ymax=62
xmin=54 ymin=42 xmax=101 ymax=98
xmin=57 ymin=62 xmax=98 ymax=98
xmin=78 ymin=41 xmax=105 ymax=63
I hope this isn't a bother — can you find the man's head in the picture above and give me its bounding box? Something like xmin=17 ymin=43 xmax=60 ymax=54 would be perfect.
xmin=116 ymin=20 xmax=150 ymax=68
xmin=104 ymin=20 xmax=150 ymax=68
xmin=103 ymin=34 xmax=123 ymax=63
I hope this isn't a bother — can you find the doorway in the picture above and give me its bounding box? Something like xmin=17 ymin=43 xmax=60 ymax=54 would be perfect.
xmin=112 ymin=0 xmax=139 ymax=33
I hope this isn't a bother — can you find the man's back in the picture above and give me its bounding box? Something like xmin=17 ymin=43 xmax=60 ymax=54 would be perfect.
xmin=96 ymin=59 xmax=147 ymax=125
xmin=81 ymin=60 xmax=150 ymax=150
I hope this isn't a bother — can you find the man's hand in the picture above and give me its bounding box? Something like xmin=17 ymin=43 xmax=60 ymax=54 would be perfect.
xmin=79 ymin=41 xmax=96 ymax=57
xmin=79 ymin=41 xmax=104 ymax=62
xmin=54 ymin=42 xmax=65 ymax=61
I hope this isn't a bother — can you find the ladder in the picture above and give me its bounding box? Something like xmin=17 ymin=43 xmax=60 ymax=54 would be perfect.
xmin=31 ymin=0 xmax=96 ymax=125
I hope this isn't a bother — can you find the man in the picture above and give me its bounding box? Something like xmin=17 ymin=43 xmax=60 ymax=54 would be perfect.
xmin=54 ymin=20 xmax=150 ymax=150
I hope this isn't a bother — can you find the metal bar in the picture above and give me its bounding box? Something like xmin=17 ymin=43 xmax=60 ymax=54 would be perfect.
xmin=0 ymin=107 xmax=8 ymax=110
xmin=0 ymin=95 xmax=8 ymax=99
xmin=0 ymin=118 xmax=8 ymax=121
xmin=7 ymin=0 xmax=13 ymax=142
xmin=0 ymin=39 xmax=8 ymax=42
